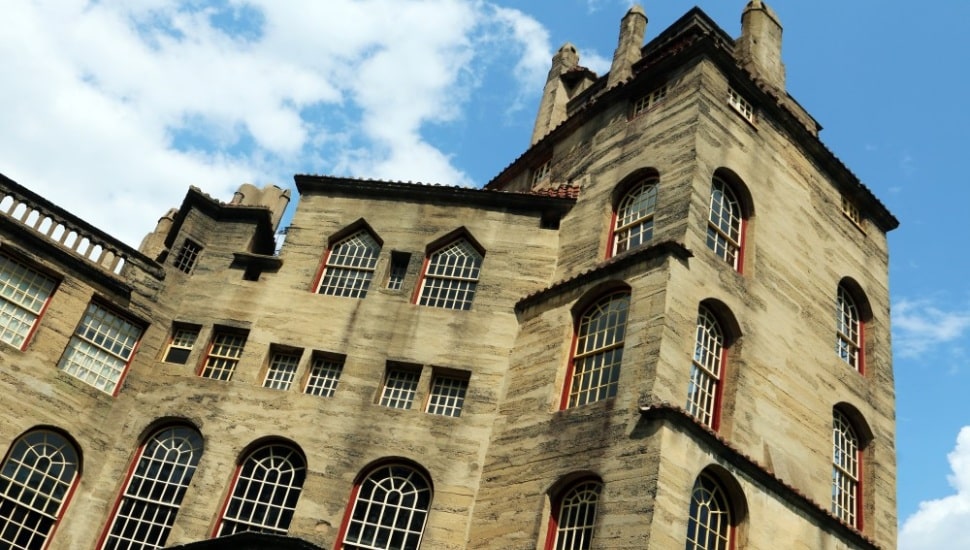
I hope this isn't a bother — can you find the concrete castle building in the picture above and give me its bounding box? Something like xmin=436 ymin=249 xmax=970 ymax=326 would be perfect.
xmin=0 ymin=3 xmax=897 ymax=549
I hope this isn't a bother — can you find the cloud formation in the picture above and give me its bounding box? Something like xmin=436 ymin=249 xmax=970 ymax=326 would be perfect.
xmin=893 ymin=298 xmax=970 ymax=359
xmin=0 ymin=0 xmax=554 ymax=246
xmin=900 ymin=427 xmax=970 ymax=549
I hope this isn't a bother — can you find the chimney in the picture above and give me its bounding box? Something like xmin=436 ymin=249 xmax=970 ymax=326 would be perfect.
xmin=531 ymin=43 xmax=580 ymax=145
xmin=736 ymin=1 xmax=785 ymax=91
xmin=606 ymin=5 xmax=647 ymax=89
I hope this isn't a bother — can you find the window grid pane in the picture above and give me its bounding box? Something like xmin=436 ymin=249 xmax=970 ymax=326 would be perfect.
xmin=0 ymin=255 xmax=56 ymax=350
xmin=832 ymin=411 xmax=860 ymax=526
xmin=163 ymin=327 xmax=199 ymax=364
xmin=631 ymin=85 xmax=667 ymax=117
xmin=317 ymin=231 xmax=380 ymax=299
xmin=614 ymin=180 xmax=658 ymax=255
xmin=218 ymin=445 xmax=306 ymax=537
xmin=728 ymin=89 xmax=754 ymax=122
xmin=58 ymin=303 xmax=143 ymax=394
xmin=837 ymin=286 xmax=861 ymax=369
xmin=554 ymin=480 xmax=601 ymax=550
xmin=426 ymin=376 xmax=468 ymax=417
xmin=0 ymin=430 xmax=79 ymax=550
xmin=200 ymin=332 xmax=246 ymax=381
xmin=304 ymin=357 xmax=344 ymax=398
xmin=686 ymin=308 xmax=723 ymax=428
xmin=568 ymin=293 xmax=630 ymax=408
xmin=342 ymin=465 xmax=431 ymax=550
xmin=172 ymin=241 xmax=201 ymax=274
xmin=263 ymin=352 xmax=300 ymax=391
xmin=380 ymin=369 xmax=420 ymax=409
xmin=418 ymin=240 xmax=483 ymax=311
xmin=706 ymin=178 xmax=742 ymax=269
xmin=686 ymin=473 xmax=731 ymax=550
xmin=386 ymin=254 xmax=410 ymax=291
xmin=101 ymin=426 xmax=204 ymax=550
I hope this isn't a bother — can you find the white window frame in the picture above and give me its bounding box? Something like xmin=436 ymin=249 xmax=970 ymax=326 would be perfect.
xmin=686 ymin=473 xmax=732 ymax=550
xmin=303 ymin=355 xmax=344 ymax=398
xmin=631 ymin=85 xmax=668 ymax=117
xmin=832 ymin=411 xmax=860 ymax=526
xmin=198 ymin=331 xmax=247 ymax=381
xmin=613 ymin=179 xmax=658 ymax=255
xmin=417 ymin=239 xmax=483 ymax=311
xmin=706 ymin=177 xmax=743 ymax=270
xmin=263 ymin=349 xmax=301 ymax=391
xmin=340 ymin=464 xmax=432 ymax=550
xmin=380 ymin=366 xmax=420 ymax=409
xmin=728 ymin=88 xmax=754 ymax=123
xmin=550 ymin=479 xmax=602 ymax=550
xmin=686 ymin=307 xmax=723 ymax=428
xmin=0 ymin=254 xmax=57 ymax=351
xmin=58 ymin=302 xmax=143 ymax=395
xmin=565 ymin=292 xmax=630 ymax=408
xmin=217 ymin=444 xmax=306 ymax=537
xmin=163 ymin=325 xmax=199 ymax=364
xmin=426 ymin=374 xmax=469 ymax=417
xmin=316 ymin=230 xmax=381 ymax=299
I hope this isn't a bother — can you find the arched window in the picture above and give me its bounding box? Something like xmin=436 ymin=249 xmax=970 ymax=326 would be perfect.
xmin=417 ymin=238 xmax=483 ymax=311
xmin=832 ymin=410 xmax=861 ymax=527
xmin=686 ymin=306 xmax=725 ymax=429
xmin=99 ymin=425 xmax=203 ymax=550
xmin=216 ymin=443 xmax=306 ymax=537
xmin=0 ymin=429 xmax=80 ymax=550
xmin=317 ymin=230 xmax=381 ymax=299
xmin=686 ymin=472 xmax=732 ymax=550
xmin=706 ymin=176 xmax=744 ymax=271
xmin=564 ymin=291 xmax=630 ymax=408
xmin=339 ymin=463 xmax=432 ymax=550
xmin=612 ymin=179 xmax=658 ymax=256
xmin=836 ymin=284 xmax=863 ymax=371
xmin=546 ymin=478 xmax=602 ymax=550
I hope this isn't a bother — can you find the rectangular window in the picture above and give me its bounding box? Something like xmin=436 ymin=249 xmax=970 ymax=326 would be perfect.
xmin=163 ymin=325 xmax=200 ymax=364
xmin=379 ymin=365 xmax=420 ymax=409
xmin=199 ymin=330 xmax=247 ymax=381
xmin=841 ymin=195 xmax=863 ymax=227
xmin=631 ymin=85 xmax=668 ymax=117
xmin=0 ymin=254 xmax=57 ymax=350
xmin=426 ymin=373 xmax=469 ymax=417
xmin=304 ymin=355 xmax=344 ymax=397
xmin=728 ymin=88 xmax=754 ymax=123
xmin=531 ymin=160 xmax=551 ymax=186
xmin=173 ymin=239 xmax=202 ymax=274
xmin=263 ymin=348 xmax=301 ymax=390
xmin=386 ymin=252 xmax=410 ymax=291
xmin=59 ymin=303 xmax=143 ymax=394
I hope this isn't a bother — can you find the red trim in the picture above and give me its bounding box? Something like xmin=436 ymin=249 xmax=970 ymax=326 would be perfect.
xmin=855 ymin=448 xmax=865 ymax=531
xmin=310 ymin=248 xmax=333 ymax=293
xmin=333 ymin=481 xmax=363 ymax=549
xmin=605 ymin=211 xmax=618 ymax=259
xmin=211 ymin=462 xmax=243 ymax=538
xmin=95 ymin=439 xmax=146 ymax=549
xmin=20 ymin=280 xmax=58 ymax=351
xmin=857 ymin=320 xmax=866 ymax=375
xmin=543 ymin=499 xmax=560 ymax=550
xmin=559 ymin=328 xmax=581 ymax=410
xmin=196 ymin=338 xmax=216 ymax=376
xmin=44 ymin=471 xmax=80 ymax=550
xmin=710 ymin=346 xmax=727 ymax=432
xmin=111 ymin=338 xmax=141 ymax=397
xmin=410 ymin=256 xmax=430 ymax=304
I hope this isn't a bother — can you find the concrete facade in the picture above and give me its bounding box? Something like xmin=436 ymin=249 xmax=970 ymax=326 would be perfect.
xmin=0 ymin=3 xmax=896 ymax=550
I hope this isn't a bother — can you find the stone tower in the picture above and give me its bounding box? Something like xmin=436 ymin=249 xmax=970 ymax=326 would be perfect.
xmin=0 ymin=3 xmax=895 ymax=550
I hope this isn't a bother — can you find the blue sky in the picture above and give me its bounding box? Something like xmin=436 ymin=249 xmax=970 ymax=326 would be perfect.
xmin=1 ymin=1 xmax=967 ymax=546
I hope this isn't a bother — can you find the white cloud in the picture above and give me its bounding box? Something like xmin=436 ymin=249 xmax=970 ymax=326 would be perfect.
xmin=900 ymin=427 xmax=970 ymax=549
xmin=893 ymin=299 xmax=970 ymax=359
xmin=0 ymin=0 xmax=552 ymax=246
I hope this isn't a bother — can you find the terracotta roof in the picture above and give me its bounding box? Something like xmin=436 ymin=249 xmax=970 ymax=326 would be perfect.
xmin=640 ymin=403 xmax=882 ymax=550
xmin=530 ymin=183 xmax=581 ymax=199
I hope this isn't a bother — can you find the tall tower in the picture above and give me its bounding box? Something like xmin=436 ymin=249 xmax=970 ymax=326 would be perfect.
xmin=478 ymin=3 xmax=897 ymax=549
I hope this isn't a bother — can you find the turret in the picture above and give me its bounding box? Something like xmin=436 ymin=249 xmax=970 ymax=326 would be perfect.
xmin=531 ymin=43 xmax=581 ymax=145
xmin=736 ymin=0 xmax=785 ymax=91
xmin=606 ymin=5 xmax=647 ymax=89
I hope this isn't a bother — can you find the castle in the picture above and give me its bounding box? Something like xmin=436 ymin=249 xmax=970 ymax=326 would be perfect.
xmin=0 ymin=3 xmax=897 ymax=549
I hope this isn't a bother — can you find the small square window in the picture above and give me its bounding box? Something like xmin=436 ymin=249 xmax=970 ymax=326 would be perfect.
xmin=164 ymin=325 xmax=200 ymax=364
xmin=631 ymin=85 xmax=668 ymax=117
xmin=728 ymin=89 xmax=754 ymax=123
xmin=304 ymin=355 xmax=344 ymax=397
xmin=426 ymin=374 xmax=469 ymax=417
xmin=173 ymin=240 xmax=202 ymax=274
xmin=531 ymin=160 xmax=551 ymax=186
xmin=199 ymin=330 xmax=247 ymax=381
xmin=841 ymin=195 xmax=863 ymax=227
xmin=379 ymin=366 xmax=420 ymax=409
xmin=263 ymin=349 xmax=301 ymax=391
xmin=386 ymin=252 xmax=410 ymax=291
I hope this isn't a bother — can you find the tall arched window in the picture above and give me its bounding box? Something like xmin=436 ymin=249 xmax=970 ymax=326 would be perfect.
xmin=317 ymin=230 xmax=382 ymax=299
xmin=546 ymin=478 xmax=602 ymax=550
xmin=99 ymin=425 xmax=204 ymax=550
xmin=685 ymin=472 xmax=732 ymax=550
xmin=706 ymin=176 xmax=744 ymax=271
xmin=216 ymin=443 xmax=306 ymax=537
xmin=417 ymin=238 xmax=483 ymax=311
xmin=686 ymin=306 xmax=725 ymax=429
xmin=0 ymin=429 xmax=80 ymax=550
xmin=564 ymin=291 xmax=631 ymax=408
xmin=339 ymin=463 xmax=432 ymax=550
xmin=832 ymin=410 xmax=861 ymax=527
xmin=836 ymin=284 xmax=863 ymax=372
xmin=612 ymin=179 xmax=658 ymax=256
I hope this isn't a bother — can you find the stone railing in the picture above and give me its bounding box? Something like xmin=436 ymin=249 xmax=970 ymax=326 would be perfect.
xmin=0 ymin=175 xmax=143 ymax=276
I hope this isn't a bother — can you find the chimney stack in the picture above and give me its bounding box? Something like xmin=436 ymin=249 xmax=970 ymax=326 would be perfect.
xmin=736 ymin=1 xmax=786 ymax=91
xmin=531 ymin=43 xmax=581 ymax=145
xmin=606 ymin=6 xmax=647 ymax=89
